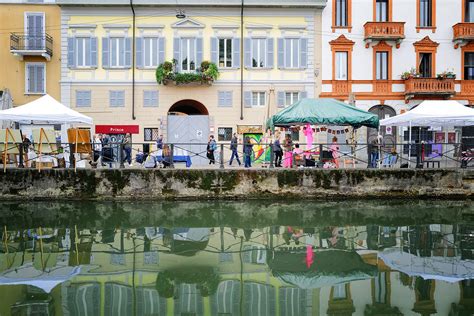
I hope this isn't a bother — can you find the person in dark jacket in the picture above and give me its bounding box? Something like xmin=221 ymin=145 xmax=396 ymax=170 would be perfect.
xmin=243 ymin=137 xmax=253 ymax=168
xmin=273 ymin=136 xmax=283 ymax=167
xmin=207 ymin=135 xmax=217 ymax=165
xmin=229 ymin=133 xmax=241 ymax=166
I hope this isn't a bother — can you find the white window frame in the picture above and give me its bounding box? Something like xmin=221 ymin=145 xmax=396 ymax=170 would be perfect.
xmin=375 ymin=51 xmax=389 ymax=80
xmin=251 ymin=91 xmax=266 ymax=107
xmin=76 ymin=90 xmax=91 ymax=107
xmin=284 ymin=92 xmax=300 ymax=107
xmin=75 ymin=37 xmax=92 ymax=68
xmin=109 ymin=37 xmax=125 ymax=68
xmin=180 ymin=38 xmax=197 ymax=72
xmin=143 ymin=37 xmax=159 ymax=69
xmin=218 ymin=38 xmax=233 ymax=68
xmin=143 ymin=90 xmax=158 ymax=107
xmin=109 ymin=90 xmax=125 ymax=107
xmin=251 ymin=38 xmax=267 ymax=69
xmin=25 ymin=62 xmax=46 ymax=95
xmin=335 ymin=51 xmax=348 ymax=80
xmin=284 ymin=38 xmax=300 ymax=69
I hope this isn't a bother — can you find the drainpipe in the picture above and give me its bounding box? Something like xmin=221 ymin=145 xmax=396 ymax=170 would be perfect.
xmin=130 ymin=0 xmax=136 ymax=120
xmin=240 ymin=0 xmax=244 ymax=120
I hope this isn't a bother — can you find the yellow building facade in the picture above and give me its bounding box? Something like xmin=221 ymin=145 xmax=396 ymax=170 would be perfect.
xmin=0 ymin=1 xmax=61 ymax=107
xmin=59 ymin=1 xmax=325 ymax=157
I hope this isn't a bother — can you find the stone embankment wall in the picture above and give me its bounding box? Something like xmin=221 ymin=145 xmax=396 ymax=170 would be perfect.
xmin=0 ymin=169 xmax=472 ymax=200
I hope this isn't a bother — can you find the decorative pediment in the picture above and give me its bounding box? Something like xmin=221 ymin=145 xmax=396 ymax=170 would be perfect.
xmin=329 ymin=35 xmax=355 ymax=50
xmin=413 ymin=36 xmax=439 ymax=48
xmin=372 ymin=41 xmax=393 ymax=50
xmin=171 ymin=18 xmax=205 ymax=29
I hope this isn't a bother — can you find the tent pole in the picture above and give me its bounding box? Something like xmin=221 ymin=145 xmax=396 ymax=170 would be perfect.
xmin=408 ymin=121 xmax=412 ymax=168
xmin=3 ymin=128 xmax=9 ymax=173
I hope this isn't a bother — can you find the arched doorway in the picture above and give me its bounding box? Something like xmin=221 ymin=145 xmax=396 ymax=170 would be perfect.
xmin=167 ymin=100 xmax=209 ymax=166
xmin=367 ymin=105 xmax=397 ymax=164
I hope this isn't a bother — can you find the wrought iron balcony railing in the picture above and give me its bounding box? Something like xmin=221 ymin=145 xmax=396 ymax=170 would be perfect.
xmin=10 ymin=33 xmax=53 ymax=59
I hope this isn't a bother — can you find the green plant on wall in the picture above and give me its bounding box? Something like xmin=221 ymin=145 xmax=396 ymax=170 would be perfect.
xmin=155 ymin=60 xmax=219 ymax=85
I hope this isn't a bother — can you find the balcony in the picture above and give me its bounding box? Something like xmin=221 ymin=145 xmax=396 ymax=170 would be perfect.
xmin=404 ymin=78 xmax=455 ymax=100
xmin=10 ymin=33 xmax=53 ymax=61
xmin=453 ymin=23 xmax=474 ymax=48
xmin=363 ymin=22 xmax=405 ymax=48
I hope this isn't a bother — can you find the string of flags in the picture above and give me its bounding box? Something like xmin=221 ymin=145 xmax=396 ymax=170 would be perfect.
xmin=290 ymin=126 xmax=351 ymax=135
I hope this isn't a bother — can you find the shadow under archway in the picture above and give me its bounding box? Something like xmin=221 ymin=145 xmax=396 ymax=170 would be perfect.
xmin=168 ymin=99 xmax=209 ymax=115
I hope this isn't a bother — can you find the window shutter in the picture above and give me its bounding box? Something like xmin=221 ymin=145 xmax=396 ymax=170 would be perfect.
xmin=27 ymin=65 xmax=34 ymax=93
xmin=300 ymin=91 xmax=307 ymax=99
xmin=158 ymin=37 xmax=165 ymax=65
xmin=211 ymin=37 xmax=218 ymax=64
xmin=244 ymin=38 xmax=251 ymax=68
xmin=153 ymin=91 xmax=159 ymax=106
xmin=152 ymin=38 xmax=158 ymax=67
xmin=125 ymin=37 xmax=132 ymax=68
xmin=266 ymin=38 xmax=274 ymax=68
xmin=102 ymin=38 xmax=110 ymax=69
xmin=136 ymin=37 xmax=143 ymax=68
xmin=277 ymin=91 xmax=285 ymax=108
xmin=143 ymin=91 xmax=150 ymax=107
xmin=244 ymin=91 xmax=251 ymax=108
xmin=85 ymin=91 xmax=91 ymax=106
xmin=226 ymin=91 xmax=233 ymax=106
xmin=173 ymin=38 xmax=180 ymax=71
xmin=232 ymin=38 xmax=240 ymax=68
xmin=67 ymin=37 xmax=76 ymax=68
xmin=277 ymin=38 xmax=284 ymax=69
xmin=300 ymin=38 xmax=308 ymax=69
xmin=36 ymin=65 xmax=44 ymax=93
xmin=196 ymin=37 xmax=203 ymax=67
xmin=90 ymin=37 xmax=98 ymax=68
xmin=218 ymin=91 xmax=226 ymax=107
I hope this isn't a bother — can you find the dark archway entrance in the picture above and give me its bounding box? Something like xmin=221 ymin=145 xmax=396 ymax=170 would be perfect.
xmin=367 ymin=105 xmax=397 ymax=166
xmin=167 ymin=100 xmax=209 ymax=166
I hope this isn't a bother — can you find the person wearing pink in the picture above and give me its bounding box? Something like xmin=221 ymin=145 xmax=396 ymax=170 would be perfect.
xmin=283 ymin=134 xmax=293 ymax=168
xmin=329 ymin=136 xmax=340 ymax=168
xmin=303 ymin=124 xmax=314 ymax=151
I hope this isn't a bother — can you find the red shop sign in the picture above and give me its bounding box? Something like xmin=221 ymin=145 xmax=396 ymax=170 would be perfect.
xmin=95 ymin=125 xmax=139 ymax=134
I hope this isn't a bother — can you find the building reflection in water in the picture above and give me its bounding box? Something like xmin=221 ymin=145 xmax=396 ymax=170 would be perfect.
xmin=1 ymin=204 xmax=474 ymax=315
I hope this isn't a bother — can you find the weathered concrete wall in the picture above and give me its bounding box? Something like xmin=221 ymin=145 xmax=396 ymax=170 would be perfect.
xmin=0 ymin=169 xmax=472 ymax=200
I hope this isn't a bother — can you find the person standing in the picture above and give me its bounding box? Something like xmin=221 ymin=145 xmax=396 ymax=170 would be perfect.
xmin=330 ymin=136 xmax=340 ymax=168
xmin=273 ymin=135 xmax=283 ymax=167
xmin=370 ymin=137 xmax=380 ymax=168
xmin=229 ymin=133 xmax=241 ymax=166
xmin=123 ymin=133 xmax=132 ymax=165
xmin=93 ymin=134 xmax=102 ymax=163
xmin=283 ymin=134 xmax=293 ymax=168
xmin=207 ymin=135 xmax=217 ymax=165
xmin=243 ymin=137 xmax=253 ymax=168
xmin=156 ymin=135 xmax=163 ymax=150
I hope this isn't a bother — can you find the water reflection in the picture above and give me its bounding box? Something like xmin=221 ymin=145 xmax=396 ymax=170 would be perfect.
xmin=0 ymin=200 xmax=473 ymax=315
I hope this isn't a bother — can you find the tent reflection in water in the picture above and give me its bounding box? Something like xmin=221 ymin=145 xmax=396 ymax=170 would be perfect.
xmin=268 ymin=249 xmax=378 ymax=289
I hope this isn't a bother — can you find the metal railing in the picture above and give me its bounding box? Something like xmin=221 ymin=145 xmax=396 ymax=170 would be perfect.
xmin=10 ymin=33 xmax=53 ymax=56
xmin=0 ymin=140 xmax=472 ymax=171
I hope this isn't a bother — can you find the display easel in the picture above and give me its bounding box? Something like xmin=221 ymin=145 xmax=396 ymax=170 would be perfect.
xmin=67 ymin=128 xmax=92 ymax=172
xmin=33 ymin=128 xmax=58 ymax=172
xmin=0 ymin=129 xmax=21 ymax=173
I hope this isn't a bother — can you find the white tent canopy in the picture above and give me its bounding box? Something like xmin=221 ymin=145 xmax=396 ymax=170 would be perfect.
xmin=0 ymin=94 xmax=92 ymax=125
xmin=380 ymin=100 xmax=474 ymax=127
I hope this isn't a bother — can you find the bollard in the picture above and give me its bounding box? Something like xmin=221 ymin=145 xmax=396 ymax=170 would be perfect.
xmin=18 ymin=145 xmax=24 ymax=168
xmin=269 ymin=142 xmax=274 ymax=169
xmin=170 ymin=144 xmax=175 ymax=168
xmin=319 ymin=144 xmax=323 ymax=165
xmin=69 ymin=143 xmax=75 ymax=169
xmin=119 ymin=143 xmax=125 ymax=168
xmin=219 ymin=143 xmax=225 ymax=169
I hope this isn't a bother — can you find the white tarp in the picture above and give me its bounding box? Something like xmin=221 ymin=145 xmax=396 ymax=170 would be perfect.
xmin=380 ymin=100 xmax=474 ymax=127
xmin=379 ymin=248 xmax=474 ymax=283
xmin=0 ymin=94 xmax=92 ymax=125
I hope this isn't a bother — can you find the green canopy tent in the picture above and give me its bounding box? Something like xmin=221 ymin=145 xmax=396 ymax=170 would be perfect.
xmin=267 ymin=98 xmax=379 ymax=129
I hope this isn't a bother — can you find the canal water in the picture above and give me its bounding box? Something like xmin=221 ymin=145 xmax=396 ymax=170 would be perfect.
xmin=0 ymin=200 xmax=473 ymax=316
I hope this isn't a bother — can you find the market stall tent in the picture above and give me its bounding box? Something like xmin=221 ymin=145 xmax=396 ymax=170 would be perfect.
xmin=379 ymin=100 xmax=474 ymax=127
xmin=0 ymin=94 xmax=92 ymax=125
xmin=267 ymin=98 xmax=379 ymax=129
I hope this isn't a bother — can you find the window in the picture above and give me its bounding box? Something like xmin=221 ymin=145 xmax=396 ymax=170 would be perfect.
xmin=144 ymin=128 xmax=159 ymax=141
xmin=219 ymin=38 xmax=232 ymax=68
xmin=419 ymin=0 xmax=433 ymax=27
xmin=419 ymin=53 xmax=432 ymax=77
xmin=143 ymin=90 xmax=158 ymax=107
xmin=25 ymin=13 xmax=44 ymax=50
xmin=376 ymin=0 xmax=389 ymax=22
xmin=180 ymin=38 xmax=196 ymax=71
xmin=335 ymin=52 xmax=348 ymax=80
xmin=76 ymin=90 xmax=91 ymax=107
xmin=285 ymin=92 xmax=300 ymax=107
xmin=332 ymin=284 xmax=347 ymax=299
xmin=251 ymin=92 xmax=266 ymax=107
xmin=218 ymin=127 xmax=233 ymax=141
xmin=218 ymin=91 xmax=233 ymax=107
xmin=465 ymin=52 xmax=474 ymax=80
xmin=466 ymin=0 xmax=474 ymax=22
xmin=144 ymin=37 xmax=159 ymax=68
xmin=109 ymin=90 xmax=125 ymax=107
xmin=284 ymin=39 xmax=300 ymax=69
xmin=251 ymin=38 xmax=267 ymax=68
xmin=109 ymin=37 xmax=126 ymax=68
xmin=76 ymin=37 xmax=91 ymax=67
xmin=278 ymin=38 xmax=307 ymax=69
xmin=335 ymin=0 xmax=348 ymax=27
xmin=376 ymin=51 xmax=388 ymax=80
xmin=25 ymin=63 xmax=45 ymax=94
xmin=291 ymin=129 xmax=300 ymax=141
